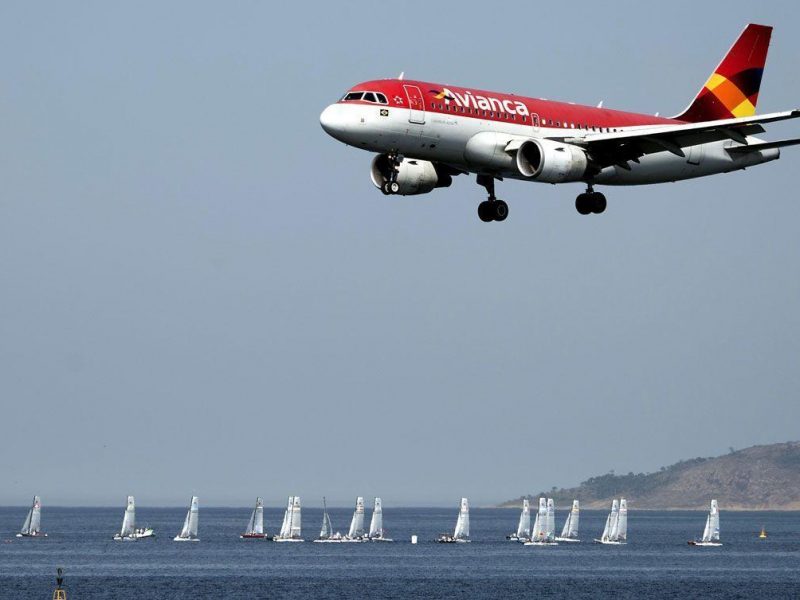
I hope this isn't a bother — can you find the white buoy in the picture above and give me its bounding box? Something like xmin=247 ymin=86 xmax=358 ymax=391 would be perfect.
xmin=411 ymin=535 xmax=418 ymax=544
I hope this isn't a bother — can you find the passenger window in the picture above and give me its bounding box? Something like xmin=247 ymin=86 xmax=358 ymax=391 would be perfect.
xmin=362 ymin=92 xmax=377 ymax=103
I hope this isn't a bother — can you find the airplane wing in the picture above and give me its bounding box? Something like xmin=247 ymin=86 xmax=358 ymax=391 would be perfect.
xmin=555 ymin=110 xmax=800 ymax=170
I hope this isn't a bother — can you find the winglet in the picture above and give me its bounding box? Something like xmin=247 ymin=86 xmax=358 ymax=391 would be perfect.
xmin=398 ymin=71 xmax=405 ymax=80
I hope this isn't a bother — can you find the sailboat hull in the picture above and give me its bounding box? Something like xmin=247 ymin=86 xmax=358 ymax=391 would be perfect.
xmin=273 ymin=537 xmax=304 ymax=542
xmin=594 ymin=539 xmax=626 ymax=545
xmin=16 ymin=532 xmax=47 ymax=538
xmin=523 ymin=541 xmax=558 ymax=546
xmin=369 ymin=537 xmax=394 ymax=542
xmin=688 ymin=541 xmax=722 ymax=546
xmin=554 ymin=537 xmax=580 ymax=543
xmin=114 ymin=531 xmax=155 ymax=541
xmin=240 ymin=533 xmax=269 ymax=539
xmin=173 ymin=536 xmax=200 ymax=542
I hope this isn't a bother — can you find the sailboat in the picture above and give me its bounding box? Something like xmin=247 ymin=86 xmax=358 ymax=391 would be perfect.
xmin=524 ymin=498 xmax=558 ymax=546
xmin=16 ymin=496 xmax=47 ymax=538
xmin=437 ymin=497 xmax=470 ymax=543
xmin=555 ymin=499 xmax=580 ymax=542
xmin=507 ymin=498 xmax=530 ymax=542
xmin=274 ymin=495 xmax=304 ymax=542
xmin=314 ymin=497 xmax=343 ymax=542
xmin=595 ymin=498 xmax=627 ymax=544
xmin=173 ymin=496 xmax=200 ymax=542
xmin=688 ymin=499 xmax=721 ymax=546
xmin=113 ymin=496 xmax=154 ymax=541
xmin=343 ymin=496 xmax=367 ymax=542
xmin=759 ymin=526 xmax=768 ymax=539
xmin=368 ymin=497 xmax=393 ymax=542
xmin=240 ymin=497 xmax=269 ymax=539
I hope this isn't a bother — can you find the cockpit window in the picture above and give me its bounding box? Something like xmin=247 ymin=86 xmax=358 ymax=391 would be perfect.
xmin=341 ymin=91 xmax=389 ymax=104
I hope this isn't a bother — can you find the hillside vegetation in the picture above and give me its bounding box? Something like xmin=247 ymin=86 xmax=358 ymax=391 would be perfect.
xmin=501 ymin=442 xmax=800 ymax=510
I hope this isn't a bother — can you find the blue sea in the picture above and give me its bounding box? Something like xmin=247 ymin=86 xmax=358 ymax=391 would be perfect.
xmin=0 ymin=506 xmax=798 ymax=599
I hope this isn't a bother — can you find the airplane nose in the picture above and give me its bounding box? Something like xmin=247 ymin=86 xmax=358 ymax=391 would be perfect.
xmin=319 ymin=104 xmax=337 ymax=135
xmin=320 ymin=103 xmax=346 ymax=137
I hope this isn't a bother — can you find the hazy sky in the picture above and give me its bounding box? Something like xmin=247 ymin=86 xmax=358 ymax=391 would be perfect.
xmin=2 ymin=1 xmax=799 ymax=507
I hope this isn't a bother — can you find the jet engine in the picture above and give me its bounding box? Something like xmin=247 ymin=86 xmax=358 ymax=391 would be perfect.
xmin=370 ymin=154 xmax=452 ymax=196
xmin=515 ymin=138 xmax=590 ymax=183
xmin=464 ymin=133 xmax=590 ymax=183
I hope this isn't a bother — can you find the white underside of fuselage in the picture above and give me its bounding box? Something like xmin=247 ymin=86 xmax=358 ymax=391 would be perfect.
xmin=323 ymin=103 xmax=780 ymax=186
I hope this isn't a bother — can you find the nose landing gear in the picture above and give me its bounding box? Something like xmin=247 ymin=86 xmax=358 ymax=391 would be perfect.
xmin=576 ymin=184 xmax=606 ymax=215
xmin=380 ymin=152 xmax=403 ymax=195
xmin=476 ymin=175 xmax=509 ymax=222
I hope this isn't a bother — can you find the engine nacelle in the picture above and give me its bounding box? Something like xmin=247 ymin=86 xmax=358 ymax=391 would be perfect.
xmin=370 ymin=155 xmax=452 ymax=196
xmin=516 ymin=138 xmax=589 ymax=183
xmin=464 ymin=132 xmax=519 ymax=172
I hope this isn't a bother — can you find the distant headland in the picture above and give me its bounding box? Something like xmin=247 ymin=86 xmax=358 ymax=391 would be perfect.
xmin=500 ymin=441 xmax=800 ymax=510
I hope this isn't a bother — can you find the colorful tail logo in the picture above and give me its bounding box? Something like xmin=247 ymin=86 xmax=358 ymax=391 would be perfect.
xmin=675 ymin=24 xmax=771 ymax=122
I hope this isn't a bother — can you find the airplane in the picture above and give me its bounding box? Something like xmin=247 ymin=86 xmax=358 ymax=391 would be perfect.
xmin=320 ymin=24 xmax=799 ymax=222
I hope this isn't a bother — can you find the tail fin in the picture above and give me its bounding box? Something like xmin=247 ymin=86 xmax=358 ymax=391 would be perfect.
xmin=674 ymin=24 xmax=772 ymax=122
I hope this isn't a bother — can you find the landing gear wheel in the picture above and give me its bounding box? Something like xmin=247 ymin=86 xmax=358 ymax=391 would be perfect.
xmin=576 ymin=193 xmax=592 ymax=215
xmin=493 ymin=200 xmax=509 ymax=221
xmin=591 ymin=193 xmax=607 ymax=214
xmin=478 ymin=201 xmax=494 ymax=222
xmin=382 ymin=181 xmax=400 ymax=195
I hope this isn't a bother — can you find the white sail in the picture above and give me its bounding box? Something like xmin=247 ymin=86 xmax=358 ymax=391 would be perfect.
xmin=279 ymin=496 xmax=293 ymax=538
xmin=545 ymin=498 xmax=556 ymax=541
xmin=608 ymin=498 xmax=619 ymax=542
xmin=120 ymin=496 xmax=136 ymax=537
xmin=320 ymin=498 xmax=333 ymax=539
xmin=453 ymin=497 xmax=470 ymax=540
xmin=245 ymin=497 xmax=264 ymax=535
xmin=28 ymin=496 xmax=42 ymax=534
xmin=289 ymin=496 xmax=302 ymax=538
xmin=530 ymin=513 xmax=541 ymax=541
xmin=616 ymin=498 xmax=627 ymax=541
xmin=600 ymin=513 xmax=611 ymax=540
xmin=709 ymin=499 xmax=720 ymax=541
xmin=178 ymin=496 xmax=199 ymax=538
xmin=20 ymin=504 xmax=33 ymax=535
xmin=531 ymin=498 xmax=547 ymax=542
xmin=568 ymin=500 xmax=580 ymax=538
xmin=348 ymin=496 xmax=365 ymax=538
xmin=369 ymin=497 xmax=383 ymax=538
xmin=560 ymin=513 xmax=571 ymax=538
xmin=516 ymin=498 xmax=531 ymax=538
xmin=701 ymin=514 xmax=711 ymax=542
xmin=599 ymin=499 xmax=620 ymax=542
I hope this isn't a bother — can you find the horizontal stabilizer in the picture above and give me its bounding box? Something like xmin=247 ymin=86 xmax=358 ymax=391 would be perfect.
xmin=727 ymin=138 xmax=800 ymax=154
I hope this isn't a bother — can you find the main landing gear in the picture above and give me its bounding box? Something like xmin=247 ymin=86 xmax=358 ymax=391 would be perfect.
xmin=477 ymin=175 xmax=508 ymax=222
xmin=380 ymin=152 xmax=402 ymax=195
xmin=576 ymin=184 xmax=606 ymax=215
